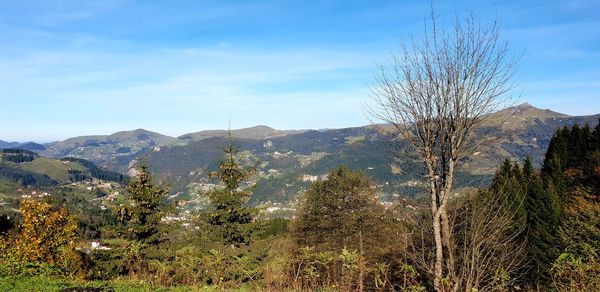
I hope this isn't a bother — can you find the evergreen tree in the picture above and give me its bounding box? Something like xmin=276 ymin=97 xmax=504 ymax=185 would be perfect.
xmin=542 ymin=127 xmax=570 ymax=199
xmin=546 ymin=120 xmax=600 ymax=290
xmin=594 ymin=119 xmax=600 ymax=145
xmin=205 ymin=134 xmax=257 ymax=245
xmin=491 ymin=159 xmax=527 ymax=231
xmin=294 ymin=166 xmax=396 ymax=254
xmin=118 ymin=163 xmax=170 ymax=243
xmin=490 ymin=157 xmax=562 ymax=283
xmin=293 ymin=166 xmax=401 ymax=290
xmin=524 ymin=165 xmax=559 ymax=281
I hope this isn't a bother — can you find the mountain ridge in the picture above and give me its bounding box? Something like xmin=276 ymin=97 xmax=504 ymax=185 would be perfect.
xmin=4 ymin=103 xmax=595 ymax=146
xmin=2 ymin=103 xmax=599 ymax=205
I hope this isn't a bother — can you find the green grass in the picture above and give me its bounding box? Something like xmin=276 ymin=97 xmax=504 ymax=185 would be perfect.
xmin=18 ymin=158 xmax=86 ymax=182
xmin=344 ymin=135 xmax=365 ymax=144
xmin=0 ymin=178 xmax=18 ymax=202
xmin=0 ymin=275 xmax=231 ymax=292
xmin=0 ymin=180 xmax=13 ymax=195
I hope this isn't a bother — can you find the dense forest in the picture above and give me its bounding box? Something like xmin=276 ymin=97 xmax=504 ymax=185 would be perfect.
xmin=1 ymin=149 xmax=36 ymax=164
xmin=1 ymin=122 xmax=599 ymax=291
xmin=0 ymin=165 xmax=58 ymax=188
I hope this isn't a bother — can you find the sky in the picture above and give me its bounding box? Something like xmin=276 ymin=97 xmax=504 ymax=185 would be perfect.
xmin=1 ymin=0 xmax=599 ymax=142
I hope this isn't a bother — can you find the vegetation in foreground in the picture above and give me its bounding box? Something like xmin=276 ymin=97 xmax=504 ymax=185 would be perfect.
xmin=1 ymin=122 xmax=599 ymax=291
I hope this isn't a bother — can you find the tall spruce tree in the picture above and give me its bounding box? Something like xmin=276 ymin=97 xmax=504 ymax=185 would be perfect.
xmin=205 ymin=133 xmax=256 ymax=245
xmin=491 ymin=157 xmax=562 ymax=283
xmin=491 ymin=159 xmax=528 ymax=231
xmin=524 ymin=158 xmax=560 ymax=281
xmin=118 ymin=163 xmax=170 ymax=243
xmin=543 ymin=120 xmax=600 ymax=289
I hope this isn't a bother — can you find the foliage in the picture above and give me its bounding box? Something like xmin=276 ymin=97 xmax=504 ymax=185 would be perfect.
xmin=5 ymin=200 xmax=78 ymax=265
xmin=292 ymin=166 xmax=405 ymax=290
xmin=204 ymin=135 xmax=257 ymax=245
xmin=3 ymin=122 xmax=600 ymax=290
xmin=0 ymin=274 xmax=214 ymax=292
xmin=539 ymin=121 xmax=600 ymax=289
xmin=116 ymin=163 xmax=170 ymax=243
xmin=294 ymin=166 xmax=399 ymax=253
xmin=2 ymin=154 xmax=35 ymax=163
xmin=550 ymin=189 xmax=600 ymax=290
xmin=0 ymin=165 xmax=58 ymax=187
xmin=491 ymin=158 xmax=562 ymax=282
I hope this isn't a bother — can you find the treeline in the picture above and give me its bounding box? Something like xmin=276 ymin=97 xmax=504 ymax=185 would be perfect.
xmin=487 ymin=122 xmax=600 ymax=289
xmin=0 ymin=149 xmax=37 ymax=163
xmin=0 ymin=149 xmax=37 ymax=155
xmin=0 ymin=165 xmax=58 ymax=187
xmin=1 ymin=124 xmax=598 ymax=290
xmin=61 ymin=157 xmax=129 ymax=184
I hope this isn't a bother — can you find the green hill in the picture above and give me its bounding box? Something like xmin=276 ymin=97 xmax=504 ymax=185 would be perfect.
xmin=4 ymin=103 xmax=598 ymax=206
xmin=0 ymin=149 xmax=127 ymax=187
xmin=179 ymin=125 xmax=306 ymax=141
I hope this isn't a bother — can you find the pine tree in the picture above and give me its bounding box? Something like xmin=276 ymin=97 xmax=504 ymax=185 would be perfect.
xmin=294 ymin=166 xmax=395 ymax=254
xmin=490 ymin=157 xmax=562 ymax=283
xmin=293 ymin=166 xmax=400 ymax=290
xmin=543 ymin=127 xmax=570 ymax=199
xmin=491 ymin=159 xmax=527 ymax=231
xmin=524 ymin=168 xmax=559 ymax=281
xmin=205 ymin=134 xmax=257 ymax=245
xmin=594 ymin=119 xmax=600 ymax=146
xmin=119 ymin=163 xmax=170 ymax=243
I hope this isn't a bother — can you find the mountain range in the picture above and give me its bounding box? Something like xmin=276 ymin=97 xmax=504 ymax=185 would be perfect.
xmin=2 ymin=103 xmax=599 ymax=205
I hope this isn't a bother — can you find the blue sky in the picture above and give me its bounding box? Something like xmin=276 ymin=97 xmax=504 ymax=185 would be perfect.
xmin=1 ymin=0 xmax=599 ymax=142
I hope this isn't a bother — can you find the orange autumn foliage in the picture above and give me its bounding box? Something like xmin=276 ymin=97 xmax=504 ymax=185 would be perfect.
xmin=11 ymin=199 xmax=78 ymax=264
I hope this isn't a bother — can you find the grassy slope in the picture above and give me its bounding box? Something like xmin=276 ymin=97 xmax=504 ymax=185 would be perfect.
xmin=18 ymin=158 xmax=86 ymax=182
xmin=0 ymin=178 xmax=17 ymax=198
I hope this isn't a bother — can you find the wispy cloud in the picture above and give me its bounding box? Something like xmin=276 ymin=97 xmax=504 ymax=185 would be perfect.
xmin=1 ymin=0 xmax=599 ymax=141
xmin=0 ymin=38 xmax=380 ymax=140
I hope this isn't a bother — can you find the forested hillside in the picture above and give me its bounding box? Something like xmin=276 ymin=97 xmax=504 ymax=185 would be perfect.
xmin=1 ymin=122 xmax=598 ymax=290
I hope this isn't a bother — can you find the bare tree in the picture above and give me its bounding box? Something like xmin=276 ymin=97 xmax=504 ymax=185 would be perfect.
xmin=453 ymin=189 xmax=526 ymax=291
xmin=367 ymin=11 xmax=517 ymax=291
xmin=407 ymin=187 xmax=527 ymax=291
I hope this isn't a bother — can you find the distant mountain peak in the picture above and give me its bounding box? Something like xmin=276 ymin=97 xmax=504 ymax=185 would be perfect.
xmin=516 ymin=102 xmax=533 ymax=108
xmin=178 ymin=124 xmax=312 ymax=141
xmin=496 ymin=102 xmax=568 ymax=119
xmin=248 ymin=125 xmax=276 ymax=131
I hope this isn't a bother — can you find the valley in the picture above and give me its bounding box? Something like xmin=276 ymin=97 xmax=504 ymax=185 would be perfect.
xmin=2 ymin=103 xmax=598 ymax=208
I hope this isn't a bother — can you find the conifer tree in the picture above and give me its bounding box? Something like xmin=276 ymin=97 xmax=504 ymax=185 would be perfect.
xmin=205 ymin=134 xmax=257 ymax=245
xmin=491 ymin=157 xmax=562 ymax=283
xmin=293 ymin=166 xmax=399 ymax=291
xmin=491 ymin=159 xmax=527 ymax=230
xmin=119 ymin=163 xmax=170 ymax=243
xmin=294 ymin=166 xmax=395 ymax=254
xmin=594 ymin=119 xmax=600 ymax=145
xmin=524 ymin=164 xmax=559 ymax=281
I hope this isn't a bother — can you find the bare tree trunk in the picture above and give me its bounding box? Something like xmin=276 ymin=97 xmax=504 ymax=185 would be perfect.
xmin=442 ymin=160 xmax=459 ymax=291
xmin=432 ymin=208 xmax=444 ymax=291
xmin=423 ymin=154 xmax=446 ymax=290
